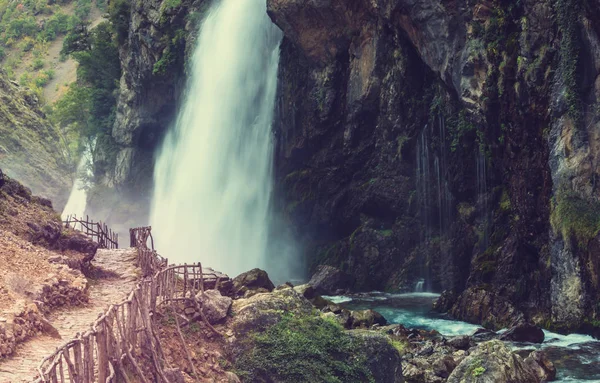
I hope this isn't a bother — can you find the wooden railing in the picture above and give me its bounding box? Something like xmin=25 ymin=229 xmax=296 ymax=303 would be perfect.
xmin=129 ymin=226 xmax=153 ymax=250
xmin=35 ymin=227 xmax=212 ymax=383
xmin=63 ymin=215 xmax=118 ymax=249
xmin=130 ymin=227 xmax=167 ymax=277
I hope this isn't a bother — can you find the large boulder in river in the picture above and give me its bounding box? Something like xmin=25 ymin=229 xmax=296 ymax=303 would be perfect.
xmin=231 ymin=268 xmax=275 ymax=298
xmin=349 ymin=309 xmax=387 ymax=329
xmin=524 ymin=351 xmax=556 ymax=382
xmin=447 ymin=335 xmax=472 ymax=350
xmin=499 ymin=323 xmax=545 ymax=343
xmin=308 ymin=265 xmax=355 ymax=295
xmin=447 ymin=340 xmax=540 ymax=383
xmin=293 ymin=283 xmax=316 ymax=299
xmin=449 ymin=287 xmax=525 ymax=330
xmin=433 ymin=290 xmax=457 ymax=313
xmin=229 ymin=286 xmax=403 ymax=382
xmin=348 ymin=330 xmax=404 ymax=382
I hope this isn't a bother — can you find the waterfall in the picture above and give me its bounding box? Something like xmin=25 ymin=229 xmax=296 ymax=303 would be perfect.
xmin=149 ymin=0 xmax=283 ymax=278
xmin=416 ymin=125 xmax=431 ymax=289
xmin=414 ymin=279 xmax=425 ymax=293
xmin=415 ymin=115 xmax=453 ymax=291
xmin=416 ymin=125 xmax=432 ymax=242
xmin=476 ymin=149 xmax=489 ymax=250
xmin=61 ymin=144 xmax=93 ymax=220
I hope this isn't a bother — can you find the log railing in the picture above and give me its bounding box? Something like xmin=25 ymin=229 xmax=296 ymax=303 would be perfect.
xmin=35 ymin=227 xmax=211 ymax=383
xmin=129 ymin=226 xmax=153 ymax=250
xmin=63 ymin=215 xmax=118 ymax=249
xmin=130 ymin=227 xmax=167 ymax=277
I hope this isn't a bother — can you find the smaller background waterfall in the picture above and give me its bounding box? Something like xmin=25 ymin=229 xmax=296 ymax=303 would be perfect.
xmin=414 ymin=279 xmax=425 ymax=293
xmin=476 ymin=148 xmax=489 ymax=251
xmin=415 ymin=116 xmax=452 ymax=292
xmin=61 ymin=144 xmax=94 ymax=220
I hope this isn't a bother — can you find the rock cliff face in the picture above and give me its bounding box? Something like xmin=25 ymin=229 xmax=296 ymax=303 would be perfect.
xmin=105 ymin=0 xmax=600 ymax=334
xmin=0 ymin=72 xmax=70 ymax=209
xmin=88 ymin=0 xmax=208 ymax=229
xmin=267 ymin=0 xmax=600 ymax=334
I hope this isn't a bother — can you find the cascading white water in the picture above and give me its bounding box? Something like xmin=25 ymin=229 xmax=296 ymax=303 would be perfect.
xmin=414 ymin=279 xmax=425 ymax=293
xmin=61 ymin=145 xmax=93 ymax=220
xmin=149 ymin=0 xmax=283 ymax=278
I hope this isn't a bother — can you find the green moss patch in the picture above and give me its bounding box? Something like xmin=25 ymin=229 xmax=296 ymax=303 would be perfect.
xmin=388 ymin=338 xmax=409 ymax=355
xmin=551 ymin=189 xmax=600 ymax=247
xmin=234 ymin=314 xmax=375 ymax=383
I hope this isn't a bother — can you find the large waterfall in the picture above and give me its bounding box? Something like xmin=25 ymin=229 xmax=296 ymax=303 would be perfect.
xmin=149 ymin=0 xmax=284 ymax=278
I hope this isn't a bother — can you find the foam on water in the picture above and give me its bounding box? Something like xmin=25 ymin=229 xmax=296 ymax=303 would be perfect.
xmin=543 ymin=331 xmax=597 ymax=349
xmin=327 ymin=293 xmax=479 ymax=336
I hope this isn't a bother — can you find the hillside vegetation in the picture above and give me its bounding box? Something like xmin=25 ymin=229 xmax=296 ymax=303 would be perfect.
xmin=0 ymin=0 xmax=104 ymax=100
xmin=0 ymin=70 xmax=70 ymax=207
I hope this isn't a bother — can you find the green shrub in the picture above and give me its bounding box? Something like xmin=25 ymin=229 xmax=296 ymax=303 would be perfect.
xmin=448 ymin=110 xmax=475 ymax=152
xmin=388 ymin=338 xmax=409 ymax=354
xmin=152 ymin=49 xmax=175 ymax=75
xmin=44 ymin=69 xmax=55 ymax=79
xmin=19 ymin=37 xmax=35 ymax=52
xmin=555 ymin=0 xmax=582 ymax=124
xmin=499 ymin=189 xmax=511 ymax=211
xmin=50 ymin=21 xmax=121 ymax=147
xmin=162 ymin=0 xmax=181 ymax=11
xmin=34 ymin=72 xmax=50 ymax=87
xmin=19 ymin=73 xmax=30 ymax=86
xmin=235 ymin=314 xmax=375 ymax=383
xmin=32 ymin=58 xmax=44 ymax=70
xmin=108 ymin=0 xmax=131 ymax=43
xmin=551 ymin=189 xmax=600 ymax=247
xmin=74 ymin=0 xmax=92 ymax=20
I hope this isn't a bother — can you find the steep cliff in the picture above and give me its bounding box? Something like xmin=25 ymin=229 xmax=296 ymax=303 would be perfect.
xmin=0 ymin=71 xmax=70 ymax=209
xmin=88 ymin=0 xmax=208 ymax=229
xmin=267 ymin=0 xmax=600 ymax=334
xmin=101 ymin=0 xmax=600 ymax=334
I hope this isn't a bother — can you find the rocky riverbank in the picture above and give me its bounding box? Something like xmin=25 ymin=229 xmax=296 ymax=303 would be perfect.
xmin=157 ymin=268 xmax=559 ymax=383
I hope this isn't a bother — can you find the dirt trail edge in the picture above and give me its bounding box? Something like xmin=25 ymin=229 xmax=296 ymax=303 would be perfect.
xmin=0 ymin=248 xmax=139 ymax=383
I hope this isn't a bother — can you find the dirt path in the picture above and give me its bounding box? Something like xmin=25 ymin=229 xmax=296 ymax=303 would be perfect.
xmin=0 ymin=248 xmax=139 ymax=383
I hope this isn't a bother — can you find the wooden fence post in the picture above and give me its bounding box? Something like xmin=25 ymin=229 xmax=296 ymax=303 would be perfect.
xmin=97 ymin=323 xmax=108 ymax=383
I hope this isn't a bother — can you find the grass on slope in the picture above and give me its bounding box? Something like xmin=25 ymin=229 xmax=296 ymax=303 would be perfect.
xmin=0 ymin=0 xmax=105 ymax=100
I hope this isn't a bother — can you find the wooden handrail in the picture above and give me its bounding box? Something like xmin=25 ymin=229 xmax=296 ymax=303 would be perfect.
xmin=63 ymin=215 xmax=119 ymax=249
xmin=34 ymin=226 xmax=216 ymax=383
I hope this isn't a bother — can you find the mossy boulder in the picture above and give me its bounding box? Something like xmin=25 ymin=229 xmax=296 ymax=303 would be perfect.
xmin=447 ymin=340 xmax=541 ymax=383
xmin=229 ymin=287 xmax=313 ymax=336
xmin=228 ymin=287 xmax=403 ymax=382
xmin=349 ymin=309 xmax=387 ymax=329
xmin=231 ymin=268 xmax=275 ymax=298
